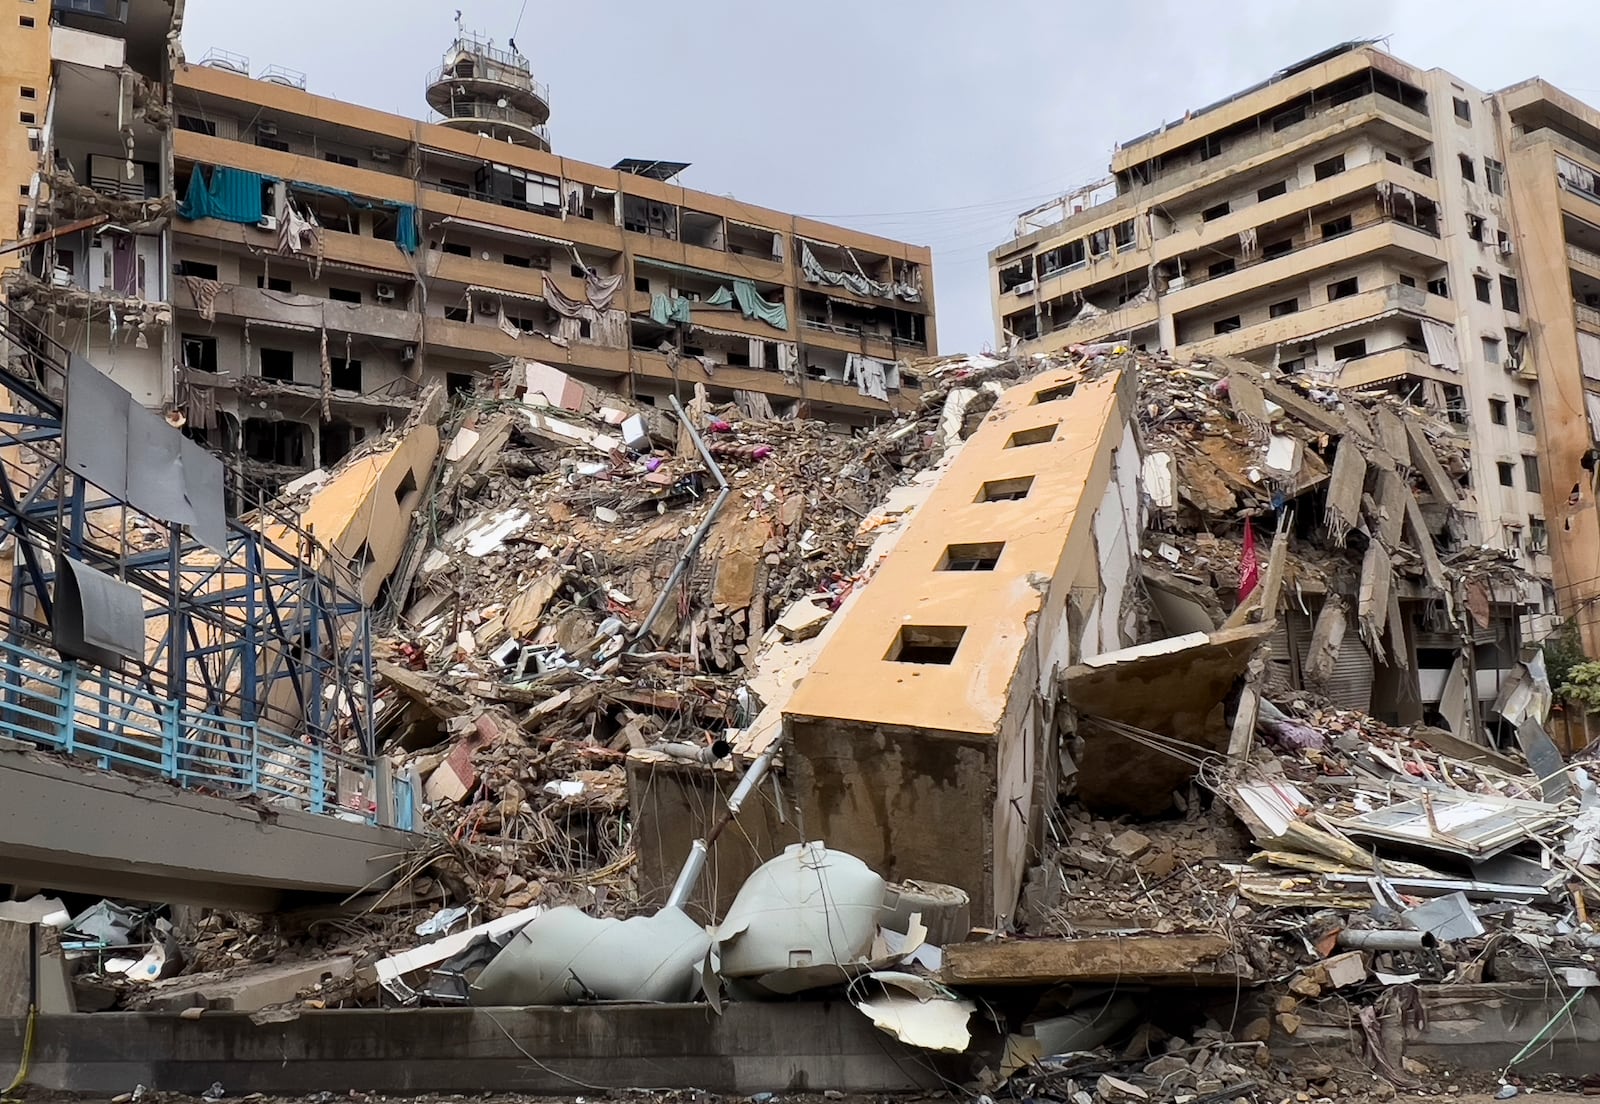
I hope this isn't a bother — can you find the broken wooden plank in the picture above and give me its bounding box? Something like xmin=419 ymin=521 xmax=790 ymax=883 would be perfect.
xmin=942 ymin=934 xmax=1243 ymax=986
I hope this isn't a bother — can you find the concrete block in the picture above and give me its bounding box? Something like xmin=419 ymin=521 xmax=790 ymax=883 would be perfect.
xmin=134 ymin=956 xmax=355 ymax=1012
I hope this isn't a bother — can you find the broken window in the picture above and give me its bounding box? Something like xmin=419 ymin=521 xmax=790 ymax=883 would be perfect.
xmin=1213 ymin=316 xmax=1242 ymax=335
xmin=1198 ymin=134 xmax=1225 ymax=161
xmin=1500 ymin=275 xmax=1521 ymax=312
xmin=1524 ymin=454 xmax=1542 ymax=492
xmin=1428 ymin=276 xmax=1449 ymax=297
xmin=443 ymin=306 xmax=469 ymax=323
xmin=177 ymin=115 xmax=216 ymax=136
xmin=319 ymin=421 xmax=364 ymax=467
xmin=977 ymin=475 xmax=1033 ymax=502
xmin=1459 ymin=154 xmax=1476 ymax=183
xmin=1530 ymin=517 xmax=1548 ymax=550
xmin=446 ymin=372 xmax=475 ymax=397
xmin=1467 ymin=215 xmax=1485 ymax=242
xmin=330 ymin=357 xmax=362 ymax=391
xmin=1413 ymin=156 xmax=1433 ymax=178
xmin=939 ymin=542 xmax=1004 ymax=572
xmin=1258 ymin=180 xmax=1288 ymax=202
xmin=1332 ymin=338 xmax=1368 ymax=361
xmin=1327 ymin=277 xmax=1358 ymax=300
xmin=1207 ymin=258 xmax=1236 ymax=278
xmin=259 ymin=348 xmax=294 ymax=382
xmin=1263 ymin=239 xmax=1293 ymax=260
xmin=1201 ymin=201 xmax=1230 ymax=222
xmin=1313 ymin=154 xmax=1347 ymax=181
xmin=1088 ymin=228 xmax=1111 ymax=256
xmin=1269 ymin=298 xmax=1299 ymax=318
xmin=1507 ymin=328 xmax=1527 ymax=369
xmin=1272 ymin=105 xmax=1306 ymax=132
xmin=1482 ymin=336 xmax=1501 ymax=364
xmin=1485 ymin=157 xmax=1505 ymax=195
xmin=181 ymin=335 xmax=218 ymax=374
xmin=178 ymin=260 xmax=218 ymax=280
xmin=323 ymin=151 xmax=358 ymax=168
xmin=1399 ymin=274 xmax=1417 ymax=288
xmin=243 ymin=418 xmax=308 ymax=467
xmin=888 ymin=625 xmax=965 ymax=665
xmin=1033 ymin=382 xmax=1077 ymax=403
xmin=1006 ymin=424 xmax=1057 ymax=448
xmin=442 ymin=242 xmax=471 ymax=257
xmin=1497 ymin=461 xmax=1516 ymax=487
xmin=1279 ymin=357 xmax=1305 ymax=373
xmin=329 ymin=287 xmax=362 ymax=304
xmin=1039 ymin=241 xmax=1086 ymax=275
xmin=1453 ymin=96 xmax=1472 ymax=121
xmin=1489 ymin=398 xmax=1508 ymax=425
xmin=257 ymin=275 xmax=292 ymax=294
xmin=1514 ymin=395 xmax=1535 ymax=434
xmin=1474 ymin=274 xmax=1493 ymax=303
xmin=1113 ymin=219 xmax=1136 ymax=250
xmin=634 ymin=276 xmax=650 ymax=293
xmin=1321 ymin=215 xmax=1352 ymax=239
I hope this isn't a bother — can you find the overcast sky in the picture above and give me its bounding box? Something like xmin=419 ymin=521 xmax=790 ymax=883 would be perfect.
xmin=182 ymin=0 xmax=1595 ymax=353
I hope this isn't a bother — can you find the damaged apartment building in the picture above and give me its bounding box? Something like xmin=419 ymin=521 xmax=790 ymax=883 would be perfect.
xmin=5 ymin=8 xmax=935 ymax=502
xmin=989 ymin=40 xmax=1600 ymax=656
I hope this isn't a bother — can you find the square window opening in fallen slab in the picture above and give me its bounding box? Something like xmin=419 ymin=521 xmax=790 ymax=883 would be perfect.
xmin=977 ymin=475 xmax=1034 ymax=502
xmin=1033 ymin=381 xmax=1077 ymax=404
xmin=888 ymin=625 xmax=966 ymax=664
xmin=1006 ymin=425 xmax=1057 ymax=448
xmin=939 ymin=542 xmax=1004 ymax=571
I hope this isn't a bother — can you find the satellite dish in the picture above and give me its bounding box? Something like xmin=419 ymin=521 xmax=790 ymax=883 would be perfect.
xmin=497 ymin=98 xmax=508 ymax=108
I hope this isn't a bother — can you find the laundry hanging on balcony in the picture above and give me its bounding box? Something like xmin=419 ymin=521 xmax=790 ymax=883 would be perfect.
xmin=650 ymin=293 xmax=692 ymax=326
xmin=1420 ymin=319 xmax=1460 ymax=373
xmin=703 ymin=280 xmax=788 ymax=331
xmin=798 ymin=241 xmax=921 ymax=302
xmin=178 ymin=165 xmax=268 ymax=225
xmin=285 ymin=181 xmax=419 ymax=255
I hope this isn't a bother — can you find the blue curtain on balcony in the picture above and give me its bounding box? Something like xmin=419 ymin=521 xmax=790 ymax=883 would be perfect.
xmin=731 ymin=279 xmax=788 ymax=330
xmin=178 ymin=166 xmax=267 ymax=225
xmin=394 ymin=204 xmax=420 ymax=255
xmin=650 ymin=293 xmax=692 ymax=325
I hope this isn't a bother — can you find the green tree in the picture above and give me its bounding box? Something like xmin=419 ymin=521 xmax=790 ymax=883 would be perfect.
xmin=1545 ymin=619 xmax=1588 ymax=699
xmin=1558 ymin=661 xmax=1600 ymax=712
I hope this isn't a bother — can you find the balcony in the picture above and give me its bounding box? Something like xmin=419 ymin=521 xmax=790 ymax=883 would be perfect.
xmin=1576 ymin=301 xmax=1600 ymax=331
xmin=1027 ymin=300 xmax=1160 ymax=352
xmin=1333 ymin=346 xmax=1449 ymax=390
xmin=1182 ymin=283 xmax=1451 ymax=360
xmin=172 ymin=282 xmax=423 ymax=345
xmin=430 ymin=100 xmax=552 ymax=152
xmin=1164 ymin=214 xmax=1443 ymax=314
xmin=1569 ymin=242 xmax=1600 ymax=277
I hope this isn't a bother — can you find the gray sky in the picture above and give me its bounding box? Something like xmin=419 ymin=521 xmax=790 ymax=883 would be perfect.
xmin=182 ymin=0 xmax=1595 ymax=353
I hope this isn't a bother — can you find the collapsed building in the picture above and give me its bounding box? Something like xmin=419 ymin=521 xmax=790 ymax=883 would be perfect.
xmin=2 ymin=336 xmax=1594 ymax=1095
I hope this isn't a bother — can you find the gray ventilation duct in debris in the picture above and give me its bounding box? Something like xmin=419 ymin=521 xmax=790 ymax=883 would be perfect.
xmin=469 ymin=905 xmax=709 ymax=1005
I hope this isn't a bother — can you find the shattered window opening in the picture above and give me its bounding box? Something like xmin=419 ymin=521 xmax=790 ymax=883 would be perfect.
xmin=1497 ymin=461 xmax=1516 ymax=488
xmin=939 ymin=542 xmax=1004 ymax=572
xmin=977 ymin=475 xmax=1034 ymax=502
xmin=888 ymin=625 xmax=965 ymax=665
xmin=1006 ymin=425 xmax=1057 ymax=448
xmin=1033 ymin=382 xmax=1077 ymax=404
xmin=259 ymin=348 xmax=294 ymax=382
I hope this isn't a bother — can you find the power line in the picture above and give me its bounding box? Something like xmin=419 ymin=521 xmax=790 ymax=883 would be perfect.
xmin=511 ymin=0 xmax=529 ymax=40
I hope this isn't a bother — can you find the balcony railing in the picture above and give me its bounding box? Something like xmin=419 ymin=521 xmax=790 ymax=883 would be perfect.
xmin=1569 ymin=242 xmax=1600 ymax=271
xmin=1175 ymin=211 xmax=1440 ymax=290
xmin=433 ymin=101 xmax=551 ymax=144
xmin=1577 ymin=301 xmax=1600 ymax=329
xmin=0 ymin=633 xmax=407 ymax=825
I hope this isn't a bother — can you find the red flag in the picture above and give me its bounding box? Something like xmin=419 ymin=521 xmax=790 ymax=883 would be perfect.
xmin=1238 ymin=519 xmax=1259 ymax=602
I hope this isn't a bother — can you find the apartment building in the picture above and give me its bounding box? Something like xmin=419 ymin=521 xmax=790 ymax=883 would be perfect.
xmin=6 ymin=6 xmax=935 ymax=501
xmin=989 ymin=41 xmax=1600 ymax=653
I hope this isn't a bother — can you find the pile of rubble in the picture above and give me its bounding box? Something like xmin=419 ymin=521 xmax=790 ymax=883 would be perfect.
xmin=24 ymin=343 xmax=1600 ymax=1099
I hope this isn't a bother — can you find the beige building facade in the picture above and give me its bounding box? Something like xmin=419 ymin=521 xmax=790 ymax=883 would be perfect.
xmin=7 ymin=9 xmax=935 ymax=499
xmin=988 ymin=42 xmax=1600 ymax=649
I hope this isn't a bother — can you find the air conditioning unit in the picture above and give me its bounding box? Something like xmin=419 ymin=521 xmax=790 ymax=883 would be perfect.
xmin=371 ymin=148 xmax=392 ymax=163
xmin=375 ymin=283 xmax=397 ymax=302
xmin=257 ymin=121 xmax=278 ymax=137
xmin=257 ymin=215 xmax=279 ymax=232
xmin=1499 ymin=240 xmax=1514 ymax=255
xmin=1012 ymin=280 xmax=1036 ymax=295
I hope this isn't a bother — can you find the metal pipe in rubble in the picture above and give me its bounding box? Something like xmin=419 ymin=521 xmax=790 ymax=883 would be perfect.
xmin=630 ymin=395 xmax=732 ymax=645
xmin=658 ymin=740 xmax=733 ymax=765
xmin=1336 ymin=929 xmax=1437 ymax=950
xmin=664 ymin=742 xmax=781 ymax=912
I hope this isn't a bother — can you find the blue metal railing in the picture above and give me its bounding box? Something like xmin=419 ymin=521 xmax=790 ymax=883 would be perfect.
xmin=0 ymin=635 xmax=412 ymax=828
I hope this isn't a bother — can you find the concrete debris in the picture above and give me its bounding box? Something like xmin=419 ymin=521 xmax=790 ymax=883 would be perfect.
xmin=20 ymin=345 xmax=1600 ymax=1097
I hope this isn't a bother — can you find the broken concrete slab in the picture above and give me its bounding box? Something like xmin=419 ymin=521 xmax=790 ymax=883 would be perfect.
xmin=1062 ymin=623 xmax=1275 ymax=815
xmin=942 ymin=934 xmax=1245 ymax=986
xmin=130 ymin=956 xmax=357 ymax=1012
